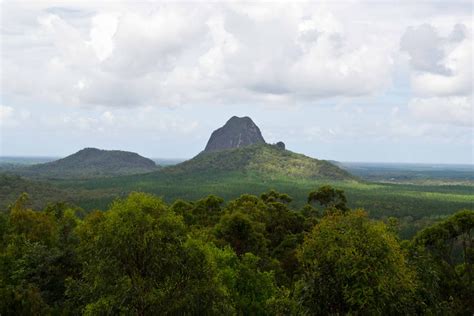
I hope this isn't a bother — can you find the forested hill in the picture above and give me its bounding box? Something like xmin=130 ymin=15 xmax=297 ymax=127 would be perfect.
xmin=15 ymin=148 xmax=159 ymax=179
xmin=164 ymin=144 xmax=355 ymax=181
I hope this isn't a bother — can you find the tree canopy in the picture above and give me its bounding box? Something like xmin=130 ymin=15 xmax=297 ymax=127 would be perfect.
xmin=0 ymin=187 xmax=472 ymax=315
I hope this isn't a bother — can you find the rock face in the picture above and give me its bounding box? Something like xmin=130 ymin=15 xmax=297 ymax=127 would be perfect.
xmin=275 ymin=141 xmax=285 ymax=150
xmin=204 ymin=116 xmax=266 ymax=152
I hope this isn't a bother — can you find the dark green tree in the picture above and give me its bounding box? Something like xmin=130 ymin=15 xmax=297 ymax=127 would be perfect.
xmin=215 ymin=211 xmax=268 ymax=257
xmin=0 ymin=194 xmax=81 ymax=314
xmin=307 ymin=185 xmax=349 ymax=213
xmin=408 ymin=209 xmax=474 ymax=314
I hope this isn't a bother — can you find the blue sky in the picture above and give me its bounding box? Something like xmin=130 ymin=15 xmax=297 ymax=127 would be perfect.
xmin=1 ymin=1 xmax=472 ymax=163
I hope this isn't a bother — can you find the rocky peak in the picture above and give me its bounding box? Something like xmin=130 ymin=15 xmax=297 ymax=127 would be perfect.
xmin=275 ymin=141 xmax=285 ymax=150
xmin=204 ymin=116 xmax=266 ymax=152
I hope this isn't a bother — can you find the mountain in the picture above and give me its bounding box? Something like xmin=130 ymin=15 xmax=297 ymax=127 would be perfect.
xmin=17 ymin=148 xmax=159 ymax=179
xmin=165 ymin=144 xmax=355 ymax=181
xmin=168 ymin=116 xmax=355 ymax=181
xmin=204 ymin=116 xmax=266 ymax=152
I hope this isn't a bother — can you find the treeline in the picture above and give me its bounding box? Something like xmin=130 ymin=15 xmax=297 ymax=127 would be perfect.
xmin=0 ymin=186 xmax=472 ymax=315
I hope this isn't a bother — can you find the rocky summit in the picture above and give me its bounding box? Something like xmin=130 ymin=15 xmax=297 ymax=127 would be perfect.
xmin=204 ymin=116 xmax=266 ymax=152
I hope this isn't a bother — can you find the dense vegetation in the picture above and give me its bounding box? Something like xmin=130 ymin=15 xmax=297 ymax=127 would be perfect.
xmin=0 ymin=175 xmax=117 ymax=211
xmin=0 ymin=146 xmax=472 ymax=243
xmin=0 ymin=188 xmax=472 ymax=315
xmin=168 ymin=144 xmax=355 ymax=180
xmin=1 ymin=172 xmax=473 ymax=239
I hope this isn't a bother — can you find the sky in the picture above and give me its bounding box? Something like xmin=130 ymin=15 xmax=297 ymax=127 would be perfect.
xmin=0 ymin=0 xmax=472 ymax=163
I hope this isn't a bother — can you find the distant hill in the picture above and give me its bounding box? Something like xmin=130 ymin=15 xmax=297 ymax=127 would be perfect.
xmin=165 ymin=144 xmax=355 ymax=181
xmin=204 ymin=116 xmax=266 ymax=152
xmin=16 ymin=148 xmax=159 ymax=179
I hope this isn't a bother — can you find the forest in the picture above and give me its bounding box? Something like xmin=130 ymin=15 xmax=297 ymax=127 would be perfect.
xmin=1 ymin=186 xmax=472 ymax=315
xmin=2 ymin=0 xmax=473 ymax=314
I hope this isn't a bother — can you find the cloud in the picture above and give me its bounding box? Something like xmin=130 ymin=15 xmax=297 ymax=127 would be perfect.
xmin=409 ymin=96 xmax=473 ymax=126
xmin=401 ymin=23 xmax=472 ymax=97
xmin=401 ymin=24 xmax=457 ymax=75
xmin=0 ymin=105 xmax=31 ymax=128
xmin=400 ymin=22 xmax=472 ymax=129
xmin=0 ymin=106 xmax=14 ymax=125
xmin=37 ymin=106 xmax=200 ymax=135
xmin=410 ymin=37 xmax=472 ymax=97
xmin=2 ymin=2 xmax=399 ymax=109
xmin=1 ymin=1 xmax=472 ymax=162
xmin=88 ymin=13 xmax=118 ymax=62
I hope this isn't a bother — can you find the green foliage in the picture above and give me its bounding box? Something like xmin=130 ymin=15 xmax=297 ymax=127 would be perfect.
xmin=28 ymin=168 xmax=473 ymax=237
xmin=231 ymin=253 xmax=277 ymax=314
xmin=0 ymin=194 xmax=81 ymax=315
xmin=165 ymin=144 xmax=355 ymax=181
xmin=70 ymin=192 xmax=231 ymax=314
xmin=407 ymin=210 xmax=474 ymax=314
xmin=215 ymin=211 xmax=268 ymax=257
xmin=0 ymin=189 xmax=472 ymax=314
xmin=172 ymin=194 xmax=224 ymax=228
xmin=296 ymin=210 xmax=418 ymax=315
xmin=307 ymin=184 xmax=349 ymax=213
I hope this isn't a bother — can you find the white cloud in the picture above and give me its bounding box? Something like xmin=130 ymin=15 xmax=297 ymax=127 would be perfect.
xmin=101 ymin=111 xmax=115 ymax=124
xmin=400 ymin=22 xmax=472 ymax=129
xmin=401 ymin=24 xmax=454 ymax=75
xmin=0 ymin=105 xmax=31 ymax=128
xmin=37 ymin=106 xmax=199 ymax=135
xmin=1 ymin=1 xmax=472 ymax=162
xmin=0 ymin=106 xmax=14 ymax=125
xmin=410 ymin=37 xmax=472 ymax=97
xmin=88 ymin=13 xmax=118 ymax=62
xmin=401 ymin=23 xmax=472 ymax=97
xmin=2 ymin=1 xmax=401 ymax=109
xmin=409 ymin=96 xmax=473 ymax=126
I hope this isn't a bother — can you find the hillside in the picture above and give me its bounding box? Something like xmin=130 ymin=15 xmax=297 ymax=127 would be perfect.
xmin=204 ymin=116 xmax=266 ymax=151
xmin=0 ymin=174 xmax=74 ymax=210
xmin=165 ymin=144 xmax=355 ymax=181
xmin=17 ymin=148 xmax=159 ymax=179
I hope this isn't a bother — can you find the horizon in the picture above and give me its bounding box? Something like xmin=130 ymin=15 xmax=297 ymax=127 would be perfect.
xmin=1 ymin=148 xmax=473 ymax=166
xmin=1 ymin=1 xmax=472 ymax=164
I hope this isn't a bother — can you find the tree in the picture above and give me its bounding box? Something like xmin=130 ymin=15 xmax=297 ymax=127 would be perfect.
xmin=261 ymin=190 xmax=292 ymax=204
xmin=0 ymin=194 xmax=81 ymax=314
xmin=170 ymin=195 xmax=224 ymax=228
xmin=222 ymin=192 xmax=305 ymax=283
xmin=408 ymin=209 xmax=474 ymax=314
xmin=307 ymin=185 xmax=349 ymax=213
xmin=214 ymin=211 xmax=268 ymax=257
xmin=296 ymin=210 xmax=417 ymax=315
xmin=70 ymin=192 xmax=231 ymax=315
